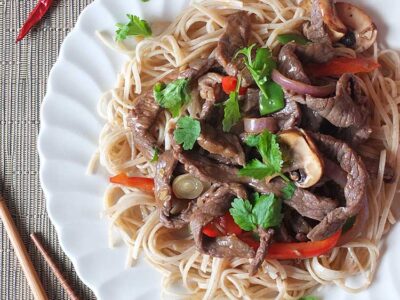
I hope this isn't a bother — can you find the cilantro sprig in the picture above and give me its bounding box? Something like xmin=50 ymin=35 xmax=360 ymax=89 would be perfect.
xmin=239 ymin=130 xmax=283 ymax=180
xmin=174 ymin=116 xmax=201 ymax=150
xmin=153 ymin=79 xmax=191 ymax=117
xmin=236 ymin=45 xmax=284 ymax=115
xmin=229 ymin=193 xmax=282 ymax=231
xmin=116 ymin=14 xmax=152 ymax=41
xmin=222 ymin=77 xmax=242 ymax=132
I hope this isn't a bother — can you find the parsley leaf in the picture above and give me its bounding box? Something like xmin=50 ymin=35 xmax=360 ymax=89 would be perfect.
xmin=115 ymin=15 xmax=152 ymax=41
xmin=238 ymin=159 xmax=276 ymax=179
xmin=229 ymin=198 xmax=256 ymax=231
xmin=174 ymin=117 xmax=201 ymax=150
xmin=236 ymin=44 xmax=284 ymax=115
xmin=253 ymin=193 xmax=282 ymax=229
xmin=151 ymin=148 xmax=159 ymax=162
xmin=240 ymin=130 xmax=283 ymax=180
xmin=281 ymin=181 xmax=296 ymax=200
xmin=153 ymin=79 xmax=191 ymax=117
xmin=299 ymin=296 xmax=319 ymax=300
xmin=229 ymin=194 xmax=283 ymax=231
xmin=222 ymin=77 xmax=242 ymax=132
xmin=277 ymin=33 xmax=309 ymax=45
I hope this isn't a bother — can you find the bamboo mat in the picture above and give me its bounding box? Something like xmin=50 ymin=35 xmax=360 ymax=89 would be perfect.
xmin=0 ymin=1 xmax=96 ymax=299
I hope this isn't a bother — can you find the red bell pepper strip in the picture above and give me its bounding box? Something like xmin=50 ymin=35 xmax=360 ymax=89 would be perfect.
xmin=202 ymin=212 xmax=243 ymax=237
xmin=305 ymin=57 xmax=380 ymax=78
xmin=16 ymin=0 xmax=54 ymax=43
xmin=239 ymin=230 xmax=341 ymax=260
xmin=222 ymin=76 xmax=247 ymax=95
xmin=110 ymin=174 xmax=154 ymax=193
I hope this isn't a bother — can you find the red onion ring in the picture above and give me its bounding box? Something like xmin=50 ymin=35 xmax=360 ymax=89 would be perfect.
xmin=272 ymin=69 xmax=336 ymax=97
xmin=243 ymin=117 xmax=278 ymax=134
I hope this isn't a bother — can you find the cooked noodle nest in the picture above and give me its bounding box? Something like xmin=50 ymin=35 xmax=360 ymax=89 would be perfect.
xmin=90 ymin=0 xmax=400 ymax=298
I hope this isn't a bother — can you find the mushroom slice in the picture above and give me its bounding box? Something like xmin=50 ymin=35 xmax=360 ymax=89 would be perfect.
xmin=335 ymin=2 xmax=377 ymax=52
xmin=319 ymin=0 xmax=347 ymax=41
xmin=279 ymin=129 xmax=324 ymax=188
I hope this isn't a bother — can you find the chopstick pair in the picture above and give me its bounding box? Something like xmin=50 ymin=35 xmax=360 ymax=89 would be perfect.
xmin=0 ymin=195 xmax=79 ymax=300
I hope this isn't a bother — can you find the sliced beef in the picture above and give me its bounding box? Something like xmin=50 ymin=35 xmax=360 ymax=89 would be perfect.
xmin=295 ymin=42 xmax=335 ymax=64
xmin=173 ymin=150 xmax=244 ymax=184
xmin=300 ymin=104 xmax=325 ymax=132
xmin=128 ymin=91 xmax=161 ymax=160
xmin=155 ymin=151 xmax=196 ymax=229
xmin=307 ymin=132 xmax=368 ymax=241
xmin=197 ymin=122 xmax=246 ymax=166
xmin=303 ymin=0 xmax=331 ymax=44
xmin=249 ymin=228 xmax=275 ymax=275
xmin=275 ymin=223 xmax=295 ymax=243
xmin=285 ymin=187 xmax=339 ymax=221
xmin=293 ymin=74 xmax=372 ymax=146
xmin=278 ymin=43 xmax=311 ymax=84
xmin=241 ymin=88 xmax=260 ymax=117
xmin=190 ymin=183 xmax=254 ymax=258
xmin=179 ymin=58 xmax=217 ymax=82
xmin=216 ymin=12 xmax=251 ymax=76
xmin=284 ymin=209 xmax=312 ymax=242
xmin=271 ymin=96 xmax=302 ymax=130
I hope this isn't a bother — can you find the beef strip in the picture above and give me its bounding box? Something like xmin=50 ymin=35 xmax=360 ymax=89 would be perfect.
xmin=275 ymin=223 xmax=295 ymax=243
xmin=197 ymin=121 xmax=246 ymax=166
xmin=303 ymin=0 xmax=331 ymax=44
xmin=307 ymin=132 xmax=368 ymax=241
xmin=241 ymin=88 xmax=260 ymax=117
xmin=249 ymin=228 xmax=275 ymax=275
xmin=190 ymin=183 xmax=254 ymax=258
xmin=284 ymin=209 xmax=312 ymax=242
xmin=295 ymin=42 xmax=335 ymax=64
xmin=216 ymin=12 xmax=251 ymax=76
xmin=179 ymin=58 xmax=217 ymax=82
xmin=155 ymin=150 xmax=196 ymax=229
xmin=128 ymin=91 xmax=161 ymax=160
xmin=292 ymin=74 xmax=372 ymax=146
xmin=286 ymin=187 xmax=339 ymax=221
xmin=198 ymin=72 xmax=226 ymax=122
xmin=278 ymin=43 xmax=311 ymax=84
xmin=271 ymin=96 xmax=302 ymax=130
xmin=173 ymin=150 xmax=244 ymax=184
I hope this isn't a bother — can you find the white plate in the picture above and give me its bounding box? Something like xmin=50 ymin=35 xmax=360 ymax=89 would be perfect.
xmin=38 ymin=0 xmax=400 ymax=299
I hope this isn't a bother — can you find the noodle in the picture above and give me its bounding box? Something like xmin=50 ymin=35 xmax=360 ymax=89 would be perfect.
xmin=95 ymin=0 xmax=400 ymax=298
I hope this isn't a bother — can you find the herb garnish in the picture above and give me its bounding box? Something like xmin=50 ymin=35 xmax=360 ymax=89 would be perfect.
xmin=236 ymin=44 xmax=284 ymax=115
xmin=116 ymin=14 xmax=152 ymax=41
xmin=222 ymin=76 xmax=242 ymax=132
xmin=153 ymin=79 xmax=191 ymax=117
xmin=174 ymin=116 xmax=201 ymax=150
xmin=229 ymin=193 xmax=283 ymax=231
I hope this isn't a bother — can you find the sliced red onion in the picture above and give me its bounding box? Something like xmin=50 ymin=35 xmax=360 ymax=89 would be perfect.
xmin=272 ymin=69 xmax=336 ymax=97
xmin=243 ymin=117 xmax=278 ymax=134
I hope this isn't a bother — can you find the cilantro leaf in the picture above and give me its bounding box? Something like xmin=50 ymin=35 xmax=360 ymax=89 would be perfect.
xmin=153 ymin=79 xmax=191 ymax=117
xmin=236 ymin=45 xmax=284 ymax=115
xmin=238 ymin=159 xmax=277 ymax=180
xmin=151 ymin=147 xmax=159 ymax=162
xmin=229 ymin=198 xmax=257 ymax=231
xmin=253 ymin=193 xmax=282 ymax=229
xmin=299 ymin=296 xmax=319 ymax=300
xmin=229 ymin=194 xmax=283 ymax=231
xmin=115 ymin=14 xmax=152 ymax=41
xmin=222 ymin=77 xmax=242 ymax=132
xmin=240 ymin=130 xmax=283 ymax=180
xmin=282 ymin=182 xmax=296 ymax=200
xmin=174 ymin=117 xmax=201 ymax=150
xmin=277 ymin=33 xmax=309 ymax=45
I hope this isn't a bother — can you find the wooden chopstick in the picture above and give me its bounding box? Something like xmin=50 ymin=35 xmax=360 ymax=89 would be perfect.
xmin=30 ymin=233 xmax=80 ymax=300
xmin=0 ymin=196 xmax=48 ymax=300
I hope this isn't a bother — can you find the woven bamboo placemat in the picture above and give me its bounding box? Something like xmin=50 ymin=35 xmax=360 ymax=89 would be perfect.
xmin=1 ymin=1 xmax=96 ymax=299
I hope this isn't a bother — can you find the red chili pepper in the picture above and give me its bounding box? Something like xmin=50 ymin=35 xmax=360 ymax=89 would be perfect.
xmin=305 ymin=57 xmax=380 ymax=78
xmin=16 ymin=0 xmax=54 ymax=43
xmin=222 ymin=76 xmax=247 ymax=95
xmin=239 ymin=230 xmax=341 ymax=260
xmin=110 ymin=174 xmax=154 ymax=193
xmin=202 ymin=212 xmax=243 ymax=237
